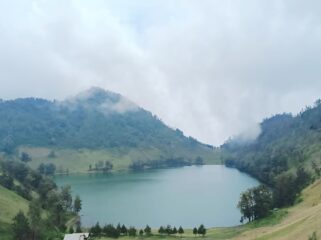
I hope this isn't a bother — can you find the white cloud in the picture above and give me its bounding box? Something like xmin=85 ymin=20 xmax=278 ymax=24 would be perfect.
xmin=1 ymin=0 xmax=321 ymax=145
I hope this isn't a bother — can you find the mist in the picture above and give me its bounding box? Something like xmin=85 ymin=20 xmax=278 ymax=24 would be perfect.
xmin=1 ymin=0 xmax=321 ymax=145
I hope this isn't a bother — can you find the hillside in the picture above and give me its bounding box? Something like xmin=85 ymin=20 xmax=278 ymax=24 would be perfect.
xmin=0 ymin=185 xmax=29 ymax=240
xmin=222 ymin=100 xmax=321 ymax=185
xmin=0 ymin=87 xmax=218 ymax=173
xmin=232 ymin=178 xmax=321 ymax=240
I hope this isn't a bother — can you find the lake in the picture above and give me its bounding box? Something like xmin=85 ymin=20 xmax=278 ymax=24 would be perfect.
xmin=54 ymin=165 xmax=259 ymax=228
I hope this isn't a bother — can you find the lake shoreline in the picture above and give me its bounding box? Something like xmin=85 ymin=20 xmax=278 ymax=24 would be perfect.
xmin=55 ymin=165 xmax=260 ymax=228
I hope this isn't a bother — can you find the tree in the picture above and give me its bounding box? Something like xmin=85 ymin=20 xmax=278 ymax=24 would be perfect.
xmin=104 ymin=161 xmax=113 ymax=171
xmin=197 ymin=224 xmax=206 ymax=237
xmin=139 ymin=229 xmax=144 ymax=236
xmin=28 ymin=199 xmax=42 ymax=240
xmin=0 ymin=173 xmax=14 ymax=189
xmin=116 ymin=223 xmax=122 ymax=234
xmin=296 ymin=167 xmax=311 ymax=191
xmin=103 ymin=224 xmax=120 ymax=238
xmin=165 ymin=225 xmax=172 ymax=235
xmin=2 ymin=135 xmax=15 ymax=155
xmin=193 ymin=227 xmax=198 ymax=236
xmin=273 ymin=174 xmax=297 ymax=207
xmin=238 ymin=185 xmax=273 ymax=221
xmin=238 ymin=189 xmax=254 ymax=222
xmin=20 ymin=152 xmax=32 ymax=162
xmin=75 ymin=224 xmax=82 ymax=233
xmin=312 ymin=161 xmax=320 ymax=177
xmin=158 ymin=226 xmax=165 ymax=235
xmin=60 ymin=185 xmax=73 ymax=211
xmin=48 ymin=150 xmax=56 ymax=158
xmin=178 ymin=226 xmax=184 ymax=237
xmin=252 ymin=185 xmax=273 ymax=219
xmin=12 ymin=211 xmax=31 ymax=240
xmin=90 ymin=222 xmax=101 ymax=237
xmin=173 ymin=227 xmax=178 ymax=235
xmin=73 ymin=195 xmax=82 ymax=213
xmin=38 ymin=163 xmax=56 ymax=175
xmin=195 ymin=156 xmax=204 ymax=165
xmin=69 ymin=227 xmax=74 ymax=233
xmin=128 ymin=227 xmax=137 ymax=236
xmin=144 ymin=225 xmax=151 ymax=236
xmin=121 ymin=224 xmax=128 ymax=235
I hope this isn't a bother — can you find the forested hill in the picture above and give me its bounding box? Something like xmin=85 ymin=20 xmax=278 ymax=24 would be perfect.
xmin=222 ymin=100 xmax=321 ymax=206
xmin=0 ymin=87 xmax=216 ymax=171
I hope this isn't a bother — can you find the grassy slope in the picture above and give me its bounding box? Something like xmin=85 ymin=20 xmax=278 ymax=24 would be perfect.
xmin=20 ymin=146 xmax=221 ymax=173
xmin=0 ymin=185 xmax=29 ymax=240
xmin=233 ymin=179 xmax=321 ymax=240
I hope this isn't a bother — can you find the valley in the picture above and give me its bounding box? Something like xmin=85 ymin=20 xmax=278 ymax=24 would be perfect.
xmin=1 ymin=90 xmax=321 ymax=239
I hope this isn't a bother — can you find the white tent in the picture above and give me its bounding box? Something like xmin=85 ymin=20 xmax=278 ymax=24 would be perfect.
xmin=63 ymin=233 xmax=90 ymax=240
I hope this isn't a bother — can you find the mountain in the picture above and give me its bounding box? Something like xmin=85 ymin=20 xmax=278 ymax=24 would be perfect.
xmin=0 ymin=87 xmax=218 ymax=172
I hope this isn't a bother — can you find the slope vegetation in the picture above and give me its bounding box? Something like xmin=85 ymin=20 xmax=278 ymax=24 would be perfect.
xmin=0 ymin=185 xmax=29 ymax=240
xmin=222 ymin=101 xmax=321 ymax=185
xmin=233 ymin=178 xmax=321 ymax=240
xmin=0 ymin=87 xmax=218 ymax=173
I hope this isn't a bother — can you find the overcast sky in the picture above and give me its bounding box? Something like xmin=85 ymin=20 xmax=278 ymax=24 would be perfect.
xmin=1 ymin=0 xmax=321 ymax=146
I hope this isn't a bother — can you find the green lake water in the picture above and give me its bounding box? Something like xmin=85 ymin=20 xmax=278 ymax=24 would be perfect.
xmin=54 ymin=165 xmax=259 ymax=228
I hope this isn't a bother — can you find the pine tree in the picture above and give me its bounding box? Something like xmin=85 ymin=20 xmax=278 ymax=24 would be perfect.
xmin=73 ymin=195 xmax=82 ymax=213
xmin=12 ymin=211 xmax=31 ymax=240
xmin=197 ymin=224 xmax=206 ymax=237
xmin=193 ymin=227 xmax=198 ymax=236
xmin=144 ymin=225 xmax=151 ymax=236
xmin=158 ymin=226 xmax=165 ymax=235
xmin=173 ymin=227 xmax=178 ymax=234
xmin=121 ymin=224 xmax=128 ymax=235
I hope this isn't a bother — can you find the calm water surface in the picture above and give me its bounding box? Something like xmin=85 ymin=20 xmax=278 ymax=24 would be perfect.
xmin=55 ymin=165 xmax=259 ymax=228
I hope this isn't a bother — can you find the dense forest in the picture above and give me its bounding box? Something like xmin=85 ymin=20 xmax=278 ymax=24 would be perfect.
xmin=0 ymin=87 xmax=212 ymax=151
xmin=0 ymin=88 xmax=214 ymax=171
xmin=223 ymin=100 xmax=321 ymax=213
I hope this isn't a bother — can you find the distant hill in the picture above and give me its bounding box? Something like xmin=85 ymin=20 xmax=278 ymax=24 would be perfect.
xmin=0 ymin=87 xmax=217 ymax=172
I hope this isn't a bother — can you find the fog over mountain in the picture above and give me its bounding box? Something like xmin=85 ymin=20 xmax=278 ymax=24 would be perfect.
xmin=1 ymin=0 xmax=321 ymax=145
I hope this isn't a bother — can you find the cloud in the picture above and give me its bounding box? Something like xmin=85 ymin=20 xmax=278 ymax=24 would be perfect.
xmin=1 ymin=0 xmax=321 ymax=145
xmin=62 ymin=87 xmax=139 ymax=114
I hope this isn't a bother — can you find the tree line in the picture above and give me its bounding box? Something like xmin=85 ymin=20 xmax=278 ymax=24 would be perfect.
xmin=88 ymin=222 xmax=206 ymax=238
xmin=88 ymin=160 xmax=113 ymax=172
xmin=238 ymin=166 xmax=312 ymax=223
xmin=129 ymin=156 xmax=204 ymax=171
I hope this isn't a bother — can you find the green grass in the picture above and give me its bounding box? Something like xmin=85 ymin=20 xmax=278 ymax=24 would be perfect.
xmin=256 ymin=218 xmax=307 ymax=240
xmin=246 ymin=209 xmax=288 ymax=229
xmin=0 ymin=185 xmax=29 ymax=224
xmin=19 ymin=146 xmax=221 ymax=174
xmin=0 ymin=185 xmax=29 ymax=240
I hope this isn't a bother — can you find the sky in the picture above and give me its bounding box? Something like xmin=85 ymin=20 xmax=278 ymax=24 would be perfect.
xmin=1 ymin=0 xmax=321 ymax=146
